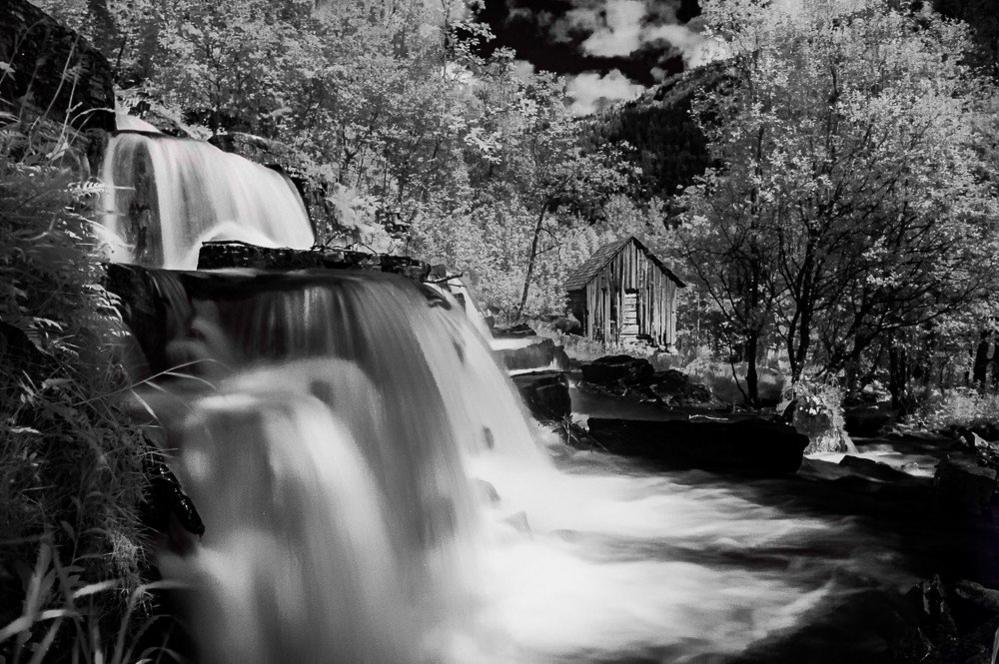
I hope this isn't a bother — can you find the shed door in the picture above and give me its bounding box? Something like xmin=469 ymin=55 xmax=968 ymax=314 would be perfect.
xmin=621 ymin=290 xmax=639 ymax=338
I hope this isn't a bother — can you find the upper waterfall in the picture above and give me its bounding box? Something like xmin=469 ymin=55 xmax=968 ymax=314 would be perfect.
xmin=99 ymin=132 xmax=314 ymax=269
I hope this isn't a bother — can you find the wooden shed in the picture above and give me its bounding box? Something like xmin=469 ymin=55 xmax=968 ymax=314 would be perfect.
xmin=565 ymin=236 xmax=685 ymax=348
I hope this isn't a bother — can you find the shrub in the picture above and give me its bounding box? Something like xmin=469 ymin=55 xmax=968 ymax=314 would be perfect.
xmin=0 ymin=118 xmax=153 ymax=655
xmin=913 ymin=387 xmax=999 ymax=435
xmin=784 ymin=378 xmax=854 ymax=454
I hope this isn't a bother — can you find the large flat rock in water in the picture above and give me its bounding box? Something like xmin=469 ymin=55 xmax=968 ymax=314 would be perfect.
xmin=511 ymin=370 xmax=571 ymax=422
xmin=494 ymin=337 xmax=569 ymax=372
xmin=586 ymin=417 xmax=809 ymax=475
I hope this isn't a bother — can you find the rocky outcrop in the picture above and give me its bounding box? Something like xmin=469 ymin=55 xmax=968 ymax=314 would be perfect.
xmin=647 ymin=368 xmax=717 ymax=408
xmin=196 ymin=240 xmax=431 ymax=281
xmin=496 ymin=337 xmax=570 ymax=372
xmin=512 ymin=371 xmax=571 ymax=422
xmin=734 ymin=576 xmax=999 ymax=664
xmin=585 ymin=417 xmax=808 ymax=475
xmin=934 ymin=453 xmax=998 ymax=515
xmin=0 ymin=0 xmax=115 ymax=132
xmin=579 ymin=355 xmax=721 ymax=409
xmin=581 ymin=354 xmax=654 ymax=385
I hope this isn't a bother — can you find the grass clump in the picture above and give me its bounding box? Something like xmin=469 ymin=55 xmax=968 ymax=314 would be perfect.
xmin=0 ymin=116 xmax=160 ymax=660
xmin=913 ymin=387 xmax=999 ymax=436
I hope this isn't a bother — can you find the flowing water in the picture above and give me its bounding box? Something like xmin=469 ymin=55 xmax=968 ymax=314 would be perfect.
xmin=100 ymin=132 xmax=314 ymax=269
xmin=102 ymin=137 xmax=927 ymax=663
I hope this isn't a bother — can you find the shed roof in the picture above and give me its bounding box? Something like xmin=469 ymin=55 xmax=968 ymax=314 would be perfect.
xmin=565 ymin=236 xmax=685 ymax=292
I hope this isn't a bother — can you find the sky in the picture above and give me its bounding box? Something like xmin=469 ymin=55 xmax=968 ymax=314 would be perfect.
xmin=476 ymin=0 xmax=714 ymax=113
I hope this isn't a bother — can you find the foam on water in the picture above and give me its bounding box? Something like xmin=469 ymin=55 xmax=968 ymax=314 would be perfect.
xmin=130 ymin=270 xmax=895 ymax=663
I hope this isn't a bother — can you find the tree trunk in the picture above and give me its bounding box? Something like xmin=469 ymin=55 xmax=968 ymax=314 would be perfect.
xmin=888 ymin=343 xmax=913 ymax=414
xmin=745 ymin=331 xmax=760 ymax=406
xmin=515 ymin=208 xmax=547 ymax=319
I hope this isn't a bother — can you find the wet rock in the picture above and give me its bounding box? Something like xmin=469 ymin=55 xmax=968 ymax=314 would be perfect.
xmin=497 ymin=337 xmax=569 ymax=372
xmin=647 ymin=369 xmax=717 ymax=408
xmin=0 ymin=0 xmax=116 ymax=132
xmin=492 ymin=322 xmax=537 ymax=338
xmin=844 ymin=404 xmax=895 ymax=437
xmin=551 ymin=316 xmax=582 ymax=335
xmin=733 ymin=588 xmax=932 ymax=664
xmin=838 ymin=455 xmax=911 ymax=482
xmin=581 ymin=355 xmax=655 ymax=386
xmin=196 ymin=241 xmax=430 ymax=280
xmin=104 ymin=263 xmax=181 ymax=374
xmin=934 ymin=454 xmax=998 ymax=515
xmin=141 ymin=456 xmax=204 ymax=555
xmin=585 ymin=417 xmax=808 ymax=475
xmin=512 ymin=371 xmax=571 ymax=422
xmin=955 ymin=429 xmax=999 ymax=469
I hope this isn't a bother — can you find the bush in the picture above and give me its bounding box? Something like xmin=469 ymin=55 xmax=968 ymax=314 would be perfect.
xmin=783 ymin=378 xmax=854 ymax=454
xmin=913 ymin=387 xmax=999 ymax=435
xmin=0 ymin=118 xmax=154 ymax=655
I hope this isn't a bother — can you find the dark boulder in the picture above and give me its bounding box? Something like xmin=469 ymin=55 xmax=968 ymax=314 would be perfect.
xmin=648 ymin=368 xmax=716 ymax=407
xmin=141 ymin=456 xmax=204 ymax=555
xmin=934 ymin=453 xmax=998 ymax=515
xmin=838 ymin=455 xmax=912 ymax=482
xmin=954 ymin=428 xmax=999 ymax=468
xmin=492 ymin=322 xmax=537 ymax=338
xmin=0 ymin=0 xmax=115 ymax=133
xmin=585 ymin=417 xmax=808 ymax=475
xmin=196 ymin=241 xmax=430 ymax=280
xmin=497 ymin=338 xmax=569 ymax=372
xmin=552 ymin=316 xmax=582 ymax=335
xmin=581 ymin=354 xmax=655 ymax=386
xmin=844 ymin=404 xmax=895 ymax=437
xmin=735 ymin=576 xmax=999 ymax=664
xmin=512 ymin=371 xmax=571 ymax=422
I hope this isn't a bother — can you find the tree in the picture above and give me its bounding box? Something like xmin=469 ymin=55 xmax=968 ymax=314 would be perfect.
xmin=678 ymin=0 xmax=999 ymax=399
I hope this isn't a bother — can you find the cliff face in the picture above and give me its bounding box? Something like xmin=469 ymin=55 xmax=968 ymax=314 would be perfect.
xmin=0 ymin=0 xmax=115 ymax=132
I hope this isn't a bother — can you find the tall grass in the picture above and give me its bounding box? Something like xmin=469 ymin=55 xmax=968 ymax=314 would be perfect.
xmin=0 ymin=539 xmax=184 ymax=664
xmin=0 ymin=114 xmax=163 ymax=658
xmin=913 ymin=387 xmax=999 ymax=434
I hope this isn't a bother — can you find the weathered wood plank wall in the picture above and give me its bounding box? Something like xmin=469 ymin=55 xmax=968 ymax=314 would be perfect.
xmin=580 ymin=240 xmax=678 ymax=347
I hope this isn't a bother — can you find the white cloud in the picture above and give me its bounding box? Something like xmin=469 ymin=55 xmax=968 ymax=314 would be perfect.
xmin=580 ymin=0 xmax=646 ymax=56
xmin=567 ymin=69 xmax=646 ymax=115
xmin=551 ymin=7 xmax=601 ymax=43
xmin=643 ymin=22 xmax=727 ymax=68
xmin=572 ymin=0 xmax=726 ymax=68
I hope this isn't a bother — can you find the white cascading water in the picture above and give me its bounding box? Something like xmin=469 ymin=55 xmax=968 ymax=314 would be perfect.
xmin=99 ymin=132 xmax=314 ymax=269
xmin=129 ymin=268 xmax=912 ymax=664
xmin=104 ymin=140 xmax=916 ymax=663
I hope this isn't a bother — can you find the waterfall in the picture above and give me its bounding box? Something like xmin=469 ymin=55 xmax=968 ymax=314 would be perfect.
xmin=120 ymin=267 xmax=877 ymax=663
xmin=99 ymin=132 xmax=314 ymax=269
xmin=102 ymin=140 xmax=907 ymax=663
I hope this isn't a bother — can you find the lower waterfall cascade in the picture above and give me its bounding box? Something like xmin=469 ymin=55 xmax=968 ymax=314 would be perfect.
xmin=124 ymin=269 xmax=907 ymax=664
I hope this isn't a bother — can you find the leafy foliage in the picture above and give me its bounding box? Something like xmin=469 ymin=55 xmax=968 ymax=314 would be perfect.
xmin=676 ymin=0 xmax=999 ymax=401
xmin=0 ymin=117 xmax=153 ymax=653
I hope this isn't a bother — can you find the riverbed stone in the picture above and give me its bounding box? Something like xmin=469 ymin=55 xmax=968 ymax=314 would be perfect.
xmin=648 ymin=369 xmax=717 ymax=407
xmin=512 ymin=370 xmax=571 ymax=422
xmin=581 ymin=354 xmax=655 ymax=386
xmin=934 ymin=453 xmax=998 ymax=515
xmin=0 ymin=0 xmax=116 ymax=133
xmin=196 ymin=240 xmax=430 ymax=280
xmin=497 ymin=337 xmax=569 ymax=372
